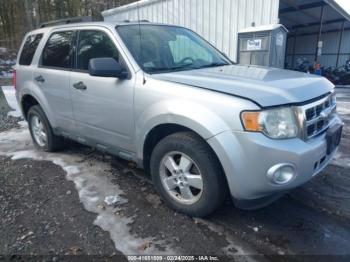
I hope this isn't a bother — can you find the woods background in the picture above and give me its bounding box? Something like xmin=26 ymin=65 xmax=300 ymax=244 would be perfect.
xmin=0 ymin=0 xmax=137 ymax=50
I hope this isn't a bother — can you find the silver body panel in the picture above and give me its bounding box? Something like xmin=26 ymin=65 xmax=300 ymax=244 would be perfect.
xmin=15 ymin=22 xmax=342 ymax=201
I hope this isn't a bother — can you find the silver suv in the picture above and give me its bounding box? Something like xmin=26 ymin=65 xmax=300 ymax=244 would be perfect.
xmin=15 ymin=21 xmax=343 ymax=217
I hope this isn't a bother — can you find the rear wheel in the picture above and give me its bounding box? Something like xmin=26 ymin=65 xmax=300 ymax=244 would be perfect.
xmin=150 ymin=132 xmax=227 ymax=217
xmin=28 ymin=105 xmax=64 ymax=152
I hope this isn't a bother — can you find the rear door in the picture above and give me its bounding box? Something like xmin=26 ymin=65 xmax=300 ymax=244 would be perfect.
xmin=70 ymin=28 xmax=135 ymax=152
xmin=33 ymin=30 xmax=75 ymax=133
xmin=16 ymin=32 xmax=44 ymax=109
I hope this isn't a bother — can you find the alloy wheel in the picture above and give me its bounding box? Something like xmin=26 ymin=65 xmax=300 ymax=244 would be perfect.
xmin=159 ymin=151 xmax=203 ymax=205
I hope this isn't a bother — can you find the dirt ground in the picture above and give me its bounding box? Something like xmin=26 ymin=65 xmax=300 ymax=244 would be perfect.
xmin=0 ymin=87 xmax=350 ymax=261
xmin=0 ymin=156 xmax=125 ymax=260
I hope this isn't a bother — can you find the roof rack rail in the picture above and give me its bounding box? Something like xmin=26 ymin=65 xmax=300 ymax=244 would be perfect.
xmin=40 ymin=17 xmax=92 ymax=28
xmin=123 ymin=19 xmax=150 ymax=23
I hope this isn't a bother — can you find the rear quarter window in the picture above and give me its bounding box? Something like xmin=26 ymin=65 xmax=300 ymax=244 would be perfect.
xmin=19 ymin=34 xmax=43 ymax=66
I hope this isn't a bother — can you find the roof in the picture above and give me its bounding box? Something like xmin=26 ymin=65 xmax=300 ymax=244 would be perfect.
xmin=102 ymin=0 xmax=162 ymax=17
xmin=279 ymin=0 xmax=350 ymax=36
xmin=239 ymin=24 xmax=289 ymax=34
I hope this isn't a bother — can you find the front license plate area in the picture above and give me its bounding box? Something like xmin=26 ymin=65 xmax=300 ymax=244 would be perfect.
xmin=326 ymin=124 xmax=343 ymax=155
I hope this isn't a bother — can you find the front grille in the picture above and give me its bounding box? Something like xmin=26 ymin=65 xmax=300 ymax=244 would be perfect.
xmin=300 ymin=93 xmax=336 ymax=139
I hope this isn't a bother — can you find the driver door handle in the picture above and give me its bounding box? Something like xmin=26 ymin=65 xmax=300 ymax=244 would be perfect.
xmin=73 ymin=81 xmax=87 ymax=90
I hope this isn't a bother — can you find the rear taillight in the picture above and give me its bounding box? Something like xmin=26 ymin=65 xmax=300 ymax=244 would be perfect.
xmin=12 ymin=70 xmax=16 ymax=90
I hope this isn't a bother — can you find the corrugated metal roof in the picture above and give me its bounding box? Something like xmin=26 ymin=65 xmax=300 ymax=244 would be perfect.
xmin=239 ymin=24 xmax=288 ymax=33
xmin=279 ymin=0 xmax=350 ymax=35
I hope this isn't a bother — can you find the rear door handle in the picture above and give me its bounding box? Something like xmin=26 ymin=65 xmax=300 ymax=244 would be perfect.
xmin=73 ymin=81 xmax=87 ymax=90
xmin=35 ymin=75 xmax=45 ymax=83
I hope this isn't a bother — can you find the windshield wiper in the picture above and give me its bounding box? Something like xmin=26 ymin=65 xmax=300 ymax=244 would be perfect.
xmin=198 ymin=62 xmax=230 ymax=69
xmin=146 ymin=62 xmax=230 ymax=74
xmin=147 ymin=64 xmax=198 ymax=73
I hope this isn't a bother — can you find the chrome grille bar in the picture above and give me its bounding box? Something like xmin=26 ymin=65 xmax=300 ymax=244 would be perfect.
xmin=297 ymin=92 xmax=337 ymax=140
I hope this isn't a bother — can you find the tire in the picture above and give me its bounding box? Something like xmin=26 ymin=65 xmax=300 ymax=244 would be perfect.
xmin=27 ymin=105 xmax=64 ymax=152
xmin=150 ymin=132 xmax=228 ymax=217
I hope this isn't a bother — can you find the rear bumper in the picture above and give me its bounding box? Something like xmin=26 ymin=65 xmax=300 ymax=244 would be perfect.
xmin=208 ymin=114 xmax=343 ymax=201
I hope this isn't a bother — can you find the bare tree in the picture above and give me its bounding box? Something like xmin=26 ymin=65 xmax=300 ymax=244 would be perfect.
xmin=0 ymin=0 xmax=138 ymax=49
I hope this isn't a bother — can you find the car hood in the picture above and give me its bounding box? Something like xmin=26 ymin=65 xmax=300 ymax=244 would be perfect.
xmin=150 ymin=65 xmax=334 ymax=107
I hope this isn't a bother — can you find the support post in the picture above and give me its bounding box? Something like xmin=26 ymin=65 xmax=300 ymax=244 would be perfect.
xmin=336 ymin=20 xmax=345 ymax=67
xmin=291 ymin=30 xmax=297 ymax=69
xmin=315 ymin=5 xmax=324 ymax=63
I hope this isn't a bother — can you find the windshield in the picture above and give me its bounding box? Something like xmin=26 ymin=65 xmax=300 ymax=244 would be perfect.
xmin=117 ymin=25 xmax=231 ymax=74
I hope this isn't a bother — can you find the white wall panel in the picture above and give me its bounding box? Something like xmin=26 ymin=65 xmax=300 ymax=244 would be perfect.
xmin=102 ymin=0 xmax=280 ymax=61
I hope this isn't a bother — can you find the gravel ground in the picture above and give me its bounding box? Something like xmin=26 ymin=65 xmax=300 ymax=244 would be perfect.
xmin=0 ymin=128 xmax=256 ymax=261
xmin=0 ymin=115 xmax=21 ymax=132
xmin=0 ymin=156 xmax=127 ymax=261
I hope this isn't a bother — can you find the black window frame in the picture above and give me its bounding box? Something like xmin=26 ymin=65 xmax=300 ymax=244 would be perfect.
xmin=19 ymin=33 xmax=44 ymax=66
xmin=73 ymin=29 xmax=131 ymax=78
xmin=39 ymin=30 xmax=76 ymax=71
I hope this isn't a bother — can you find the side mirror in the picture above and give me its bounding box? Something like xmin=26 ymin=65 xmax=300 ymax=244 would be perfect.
xmin=88 ymin=58 xmax=128 ymax=79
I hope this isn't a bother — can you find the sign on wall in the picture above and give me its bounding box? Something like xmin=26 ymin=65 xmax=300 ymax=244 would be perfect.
xmin=247 ymin=39 xmax=262 ymax=51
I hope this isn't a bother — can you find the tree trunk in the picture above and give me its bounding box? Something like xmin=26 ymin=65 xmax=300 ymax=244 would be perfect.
xmin=23 ymin=0 xmax=34 ymax=31
xmin=0 ymin=87 xmax=11 ymax=116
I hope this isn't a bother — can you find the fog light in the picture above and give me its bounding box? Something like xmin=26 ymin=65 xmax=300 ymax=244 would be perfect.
xmin=267 ymin=163 xmax=296 ymax=185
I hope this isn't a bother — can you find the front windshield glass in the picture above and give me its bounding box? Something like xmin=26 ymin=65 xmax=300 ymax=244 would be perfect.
xmin=117 ymin=25 xmax=231 ymax=74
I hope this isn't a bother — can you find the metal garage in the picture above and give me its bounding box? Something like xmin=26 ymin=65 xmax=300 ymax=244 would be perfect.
xmin=281 ymin=0 xmax=350 ymax=70
xmin=102 ymin=0 xmax=350 ymax=69
xmin=102 ymin=0 xmax=280 ymax=62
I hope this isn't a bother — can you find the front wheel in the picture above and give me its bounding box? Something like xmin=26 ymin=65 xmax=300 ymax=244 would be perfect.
xmin=150 ymin=132 xmax=228 ymax=217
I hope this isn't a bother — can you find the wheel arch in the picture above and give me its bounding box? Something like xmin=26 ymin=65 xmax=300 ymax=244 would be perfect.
xmin=21 ymin=94 xmax=39 ymax=119
xmin=141 ymin=122 xmax=228 ymax=186
xmin=19 ymin=91 xmax=56 ymax=128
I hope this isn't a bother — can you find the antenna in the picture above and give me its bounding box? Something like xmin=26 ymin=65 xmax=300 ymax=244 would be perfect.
xmin=137 ymin=2 xmax=146 ymax=85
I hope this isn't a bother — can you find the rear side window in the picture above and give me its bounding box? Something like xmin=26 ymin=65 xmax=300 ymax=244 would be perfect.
xmin=41 ymin=31 xmax=74 ymax=69
xmin=77 ymin=30 xmax=119 ymax=71
xmin=19 ymin=34 xmax=43 ymax=65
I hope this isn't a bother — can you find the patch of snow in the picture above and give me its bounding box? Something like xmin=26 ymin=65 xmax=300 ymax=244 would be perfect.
xmin=1 ymin=86 xmax=22 ymax=117
xmin=337 ymin=101 xmax=350 ymax=116
xmin=0 ymin=126 xmax=174 ymax=256
xmin=335 ymin=93 xmax=349 ymax=99
xmin=104 ymin=195 xmax=121 ymax=206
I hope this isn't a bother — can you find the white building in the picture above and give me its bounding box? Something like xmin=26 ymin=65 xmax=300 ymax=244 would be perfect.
xmin=103 ymin=0 xmax=350 ymax=69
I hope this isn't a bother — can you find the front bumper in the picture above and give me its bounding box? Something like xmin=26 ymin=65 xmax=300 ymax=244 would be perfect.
xmin=208 ymin=114 xmax=343 ymax=201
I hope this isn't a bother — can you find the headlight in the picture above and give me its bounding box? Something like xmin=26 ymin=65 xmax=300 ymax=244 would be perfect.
xmin=241 ymin=107 xmax=298 ymax=139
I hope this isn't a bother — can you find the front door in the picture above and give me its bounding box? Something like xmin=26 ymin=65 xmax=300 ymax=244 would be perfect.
xmin=70 ymin=28 xmax=135 ymax=152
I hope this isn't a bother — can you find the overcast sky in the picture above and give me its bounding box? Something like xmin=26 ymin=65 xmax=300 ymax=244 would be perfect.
xmin=335 ymin=0 xmax=350 ymax=15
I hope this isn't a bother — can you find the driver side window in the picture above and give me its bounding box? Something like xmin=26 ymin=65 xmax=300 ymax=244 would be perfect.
xmin=169 ymin=35 xmax=213 ymax=64
xmin=77 ymin=30 xmax=119 ymax=71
